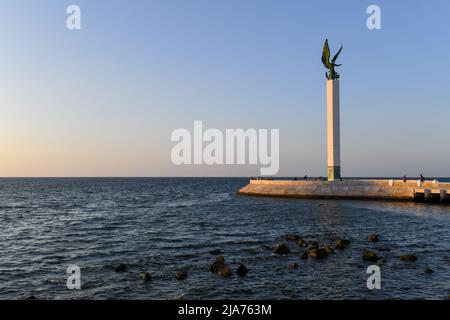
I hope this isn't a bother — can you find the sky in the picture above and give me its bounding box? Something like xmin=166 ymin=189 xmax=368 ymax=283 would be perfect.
xmin=0 ymin=0 xmax=449 ymax=177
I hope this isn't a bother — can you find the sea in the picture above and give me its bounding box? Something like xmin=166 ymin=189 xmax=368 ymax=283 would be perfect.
xmin=0 ymin=178 xmax=449 ymax=300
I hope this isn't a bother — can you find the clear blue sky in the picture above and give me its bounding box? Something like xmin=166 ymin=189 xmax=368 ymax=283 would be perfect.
xmin=0 ymin=0 xmax=449 ymax=177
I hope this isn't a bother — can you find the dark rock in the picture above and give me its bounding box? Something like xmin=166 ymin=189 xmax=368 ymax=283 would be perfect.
xmin=309 ymin=241 xmax=319 ymax=250
xmin=210 ymin=256 xmax=232 ymax=277
xmin=175 ymin=271 xmax=188 ymax=280
xmin=368 ymin=234 xmax=379 ymax=242
xmin=424 ymin=268 xmax=434 ymax=274
xmin=300 ymin=251 xmax=308 ymax=260
xmin=298 ymin=239 xmax=308 ymax=247
xmin=400 ymin=254 xmax=418 ymax=262
xmin=273 ymin=243 xmax=290 ymax=255
xmin=114 ymin=263 xmax=127 ymax=273
xmin=309 ymin=248 xmax=328 ymax=259
xmin=284 ymin=234 xmax=301 ymax=241
xmin=210 ymin=256 xmax=226 ymax=273
xmin=236 ymin=264 xmax=248 ymax=276
xmin=362 ymin=249 xmax=379 ymax=262
xmin=324 ymin=245 xmax=334 ymax=253
xmin=25 ymin=295 xmax=36 ymax=300
xmin=140 ymin=272 xmax=152 ymax=282
xmin=289 ymin=262 xmax=298 ymax=269
xmin=209 ymin=249 xmax=223 ymax=255
xmin=244 ymin=248 xmax=259 ymax=254
xmin=335 ymin=239 xmax=350 ymax=250
xmin=217 ymin=265 xmax=232 ymax=277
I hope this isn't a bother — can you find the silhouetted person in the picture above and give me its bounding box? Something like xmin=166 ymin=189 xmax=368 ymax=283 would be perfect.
xmin=420 ymin=174 xmax=425 ymax=183
xmin=403 ymin=175 xmax=407 ymax=183
xmin=304 ymin=175 xmax=308 ymax=181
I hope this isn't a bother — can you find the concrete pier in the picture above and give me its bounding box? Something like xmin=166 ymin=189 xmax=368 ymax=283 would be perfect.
xmin=238 ymin=179 xmax=450 ymax=203
xmin=440 ymin=190 xmax=447 ymax=203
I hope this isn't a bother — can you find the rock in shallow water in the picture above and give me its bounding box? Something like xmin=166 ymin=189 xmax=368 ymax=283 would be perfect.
xmin=309 ymin=241 xmax=319 ymax=250
xmin=300 ymin=251 xmax=309 ymax=260
xmin=140 ymin=272 xmax=152 ymax=282
xmin=217 ymin=265 xmax=232 ymax=277
xmin=362 ymin=249 xmax=379 ymax=262
xmin=298 ymin=239 xmax=308 ymax=247
xmin=114 ymin=263 xmax=127 ymax=273
xmin=210 ymin=256 xmax=225 ymax=272
xmin=400 ymin=254 xmax=418 ymax=262
xmin=324 ymin=245 xmax=334 ymax=253
xmin=309 ymin=248 xmax=328 ymax=259
xmin=210 ymin=256 xmax=232 ymax=277
xmin=368 ymin=234 xmax=380 ymax=242
xmin=335 ymin=239 xmax=350 ymax=250
xmin=283 ymin=234 xmax=301 ymax=241
xmin=289 ymin=262 xmax=298 ymax=269
xmin=175 ymin=271 xmax=188 ymax=280
xmin=273 ymin=243 xmax=290 ymax=255
xmin=236 ymin=264 xmax=248 ymax=276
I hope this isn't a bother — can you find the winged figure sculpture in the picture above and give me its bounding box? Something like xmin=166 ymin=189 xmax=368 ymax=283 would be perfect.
xmin=321 ymin=39 xmax=343 ymax=80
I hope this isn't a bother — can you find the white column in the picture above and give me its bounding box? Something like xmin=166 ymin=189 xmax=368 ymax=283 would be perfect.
xmin=327 ymin=79 xmax=341 ymax=181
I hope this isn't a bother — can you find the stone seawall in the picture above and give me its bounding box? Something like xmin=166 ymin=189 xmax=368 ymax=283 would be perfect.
xmin=237 ymin=179 xmax=450 ymax=202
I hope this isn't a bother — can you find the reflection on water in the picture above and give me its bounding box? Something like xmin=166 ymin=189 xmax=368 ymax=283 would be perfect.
xmin=0 ymin=178 xmax=449 ymax=300
xmin=345 ymin=200 xmax=450 ymax=220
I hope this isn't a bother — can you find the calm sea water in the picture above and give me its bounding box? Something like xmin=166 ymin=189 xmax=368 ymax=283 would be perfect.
xmin=0 ymin=178 xmax=449 ymax=300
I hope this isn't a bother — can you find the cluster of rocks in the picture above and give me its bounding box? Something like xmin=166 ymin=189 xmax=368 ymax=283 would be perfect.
xmin=278 ymin=234 xmax=353 ymax=261
xmin=362 ymin=234 xmax=420 ymax=264
xmin=278 ymin=233 xmax=423 ymax=267
xmin=210 ymin=256 xmax=248 ymax=277
xmin=112 ymin=256 xmax=249 ymax=283
xmin=109 ymin=232 xmax=425 ymax=284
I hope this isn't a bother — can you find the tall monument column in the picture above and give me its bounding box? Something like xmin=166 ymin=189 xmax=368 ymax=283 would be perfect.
xmin=321 ymin=39 xmax=343 ymax=181
xmin=327 ymin=79 xmax=341 ymax=181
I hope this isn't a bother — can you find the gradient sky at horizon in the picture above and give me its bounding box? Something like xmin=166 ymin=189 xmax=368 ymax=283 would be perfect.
xmin=1 ymin=0 xmax=450 ymax=177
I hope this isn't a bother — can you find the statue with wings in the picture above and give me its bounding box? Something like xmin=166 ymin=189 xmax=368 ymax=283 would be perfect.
xmin=321 ymin=39 xmax=343 ymax=80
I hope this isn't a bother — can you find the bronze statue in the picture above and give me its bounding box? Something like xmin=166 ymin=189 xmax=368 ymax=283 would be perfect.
xmin=321 ymin=39 xmax=343 ymax=80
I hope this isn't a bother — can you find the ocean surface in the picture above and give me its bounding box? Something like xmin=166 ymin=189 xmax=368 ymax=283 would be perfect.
xmin=0 ymin=178 xmax=449 ymax=300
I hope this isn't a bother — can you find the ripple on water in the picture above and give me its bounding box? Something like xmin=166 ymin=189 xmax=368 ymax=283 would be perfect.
xmin=0 ymin=178 xmax=449 ymax=300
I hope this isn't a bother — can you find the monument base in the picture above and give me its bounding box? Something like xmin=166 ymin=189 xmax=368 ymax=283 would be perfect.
xmin=328 ymin=166 xmax=341 ymax=181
